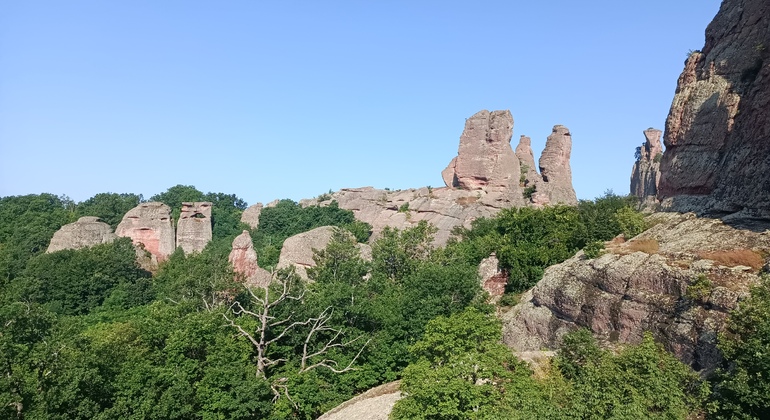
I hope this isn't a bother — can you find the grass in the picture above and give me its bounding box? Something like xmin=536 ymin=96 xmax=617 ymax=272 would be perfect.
xmin=626 ymin=239 xmax=659 ymax=254
xmin=698 ymin=249 xmax=765 ymax=270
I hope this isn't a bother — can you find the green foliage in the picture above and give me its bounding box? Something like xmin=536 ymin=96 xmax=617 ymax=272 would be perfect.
xmin=523 ymin=185 xmax=536 ymax=200
xmin=685 ymin=274 xmax=713 ymax=303
xmin=653 ymin=152 xmax=663 ymax=164
xmin=76 ymin=192 xmax=143 ymax=229
xmin=398 ymin=202 xmax=410 ymax=213
xmin=710 ymin=275 xmax=770 ymax=418
xmin=251 ymin=199 xmax=371 ymax=269
xmin=10 ymin=238 xmax=151 ymax=315
xmin=392 ymin=308 xmax=536 ymax=420
xmin=583 ymin=240 xmax=605 ymax=259
xmin=372 ymin=220 xmax=435 ymax=280
xmin=615 ymin=206 xmax=646 ymax=239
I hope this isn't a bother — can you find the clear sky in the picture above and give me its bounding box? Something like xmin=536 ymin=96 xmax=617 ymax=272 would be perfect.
xmin=0 ymin=1 xmax=722 ymax=206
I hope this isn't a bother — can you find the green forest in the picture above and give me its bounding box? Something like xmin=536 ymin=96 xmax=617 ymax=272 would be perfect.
xmin=1 ymin=187 xmax=768 ymax=419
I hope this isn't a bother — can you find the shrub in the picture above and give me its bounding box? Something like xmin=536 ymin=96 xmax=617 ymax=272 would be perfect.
xmin=685 ymin=274 xmax=713 ymax=303
xmin=583 ymin=241 xmax=605 ymax=259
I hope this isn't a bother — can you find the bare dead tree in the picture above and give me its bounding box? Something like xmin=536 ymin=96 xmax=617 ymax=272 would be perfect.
xmin=222 ymin=269 xmax=369 ymax=400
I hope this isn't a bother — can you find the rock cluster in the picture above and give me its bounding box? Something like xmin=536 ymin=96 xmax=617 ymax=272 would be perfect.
xmin=441 ymin=110 xmax=577 ymax=207
xmin=656 ymin=0 xmax=770 ymax=216
xmin=630 ymin=128 xmax=663 ymax=208
xmin=229 ymin=230 xmax=272 ymax=288
xmin=502 ymin=212 xmax=770 ymax=372
xmin=176 ymin=202 xmax=213 ymax=254
xmin=115 ymin=202 xmax=176 ymax=263
xmin=46 ymin=216 xmax=116 ymax=253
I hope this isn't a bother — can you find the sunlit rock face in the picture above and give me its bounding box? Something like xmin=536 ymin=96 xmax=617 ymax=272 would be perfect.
xmin=657 ymin=0 xmax=770 ymax=217
xmin=176 ymin=202 xmax=212 ymax=254
xmin=630 ymin=128 xmax=664 ymax=208
xmin=115 ymin=202 xmax=175 ymax=263
xmin=229 ymin=230 xmax=272 ymax=288
xmin=47 ymin=216 xmax=116 ymax=253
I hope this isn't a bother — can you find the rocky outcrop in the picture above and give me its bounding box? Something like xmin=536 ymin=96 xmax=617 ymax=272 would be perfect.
xmin=47 ymin=216 xmax=116 ymax=253
xmin=515 ymin=135 xmax=540 ymax=185
xmin=442 ymin=110 xmax=521 ymax=192
xmin=115 ymin=202 xmax=176 ymax=263
xmin=502 ymin=212 xmax=770 ymax=372
xmin=241 ymin=203 xmax=263 ymax=229
xmin=277 ymin=226 xmax=371 ymax=280
xmin=317 ymin=381 xmax=402 ymax=420
xmin=630 ymin=128 xmax=664 ymax=208
xmin=535 ymin=125 xmax=577 ymax=205
xmin=229 ymin=230 xmax=272 ymax=288
xmin=176 ymin=202 xmax=212 ymax=254
xmin=478 ymin=253 xmax=507 ymax=300
xmin=657 ymin=0 xmax=770 ymax=216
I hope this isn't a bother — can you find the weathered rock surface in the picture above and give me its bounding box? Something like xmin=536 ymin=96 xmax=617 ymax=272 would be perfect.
xmin=630 ymin=128 xmax=664 ymax=208
xmin=536 ymin=125 xmax=577 ymax=205
xmin=277 ymin=226 xmax=371 ymax=280
xmin=301 ymin=186 xmax=520 ymax=246
xmin=515 ymin=135 xmax=540 ymax=185
xmin=442 ymin=110 xmax=521 ymax=192
xmin=317 ymin=381 xmax=402 ymax=420
xmin=47 ymin=216 xmax=116 ymax=253
xmin=229 ymin=230 xmax=272 ymax=288
xmin=502 ymin=212 xmax=770 ymax=372
xmin=241 ymin=203 xmax=263 ymax=229
xmin=115 ymin=202 xmax=175 ymax=263
xmin=176 ymin=202 xmax=212 ymax=254
xmin=657 ymin=0 xmax=770 ymax=216
xmin=478 ymin=253 xmax=507 ymax=300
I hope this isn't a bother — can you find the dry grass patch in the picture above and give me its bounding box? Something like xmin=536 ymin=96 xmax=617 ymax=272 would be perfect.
xmin=698 ymin=249 xmax=765 ymax=270
xmin=455 ymin=196 xmax=479 ymax=206
xmin=626 ymin=239 xmax=659 ymax=254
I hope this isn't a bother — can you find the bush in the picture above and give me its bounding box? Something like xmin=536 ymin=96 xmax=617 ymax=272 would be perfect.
xmin=583 ymin=241 xmax=604 ymax=259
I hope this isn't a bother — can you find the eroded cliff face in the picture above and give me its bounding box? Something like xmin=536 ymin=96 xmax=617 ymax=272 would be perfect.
xmin=631 ymin=128 xmax=664 ymax=207
xmin=176 ymin=202 xmax=213 ymax=254
xmin=502 ymin=212 xmax=770 ymax=372
xmin=115 ymin=202 xmax=176 ymax=264
xmin=658 ymin=0 xmax=770 ymax=216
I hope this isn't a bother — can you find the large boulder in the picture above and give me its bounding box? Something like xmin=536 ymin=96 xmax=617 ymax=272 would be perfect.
xmin=630 ymin=128 xmax=664 ymax=208
xmin=442 ymin=110 xmax=521 ymax=192
xmin=176 ymin=202 xmax=212 ymax=254
xmin=657 ymin=0 xmax=770 ymax=216
xmin=277 ymin=226 xmax=370 ymax=280
xmin=115 ymin=202 xmax=176 ymax=263
xmin=229 ymin=230 xmax=272 ymax=288
xmin=502 ymin=212 xmax=770 ymax=372
xmin=47 ymin=216 xmax=116 ymax=253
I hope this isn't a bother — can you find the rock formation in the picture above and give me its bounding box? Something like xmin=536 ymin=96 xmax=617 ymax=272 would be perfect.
xmin=630 ymin=128 xmax=663 ymax=208
xmin=115 ymin=202 xmax=176 ymax=263
xmin=656 ymin=0 xmax=770 ymax=216
xmin=297 ymin=110 xmax=578 ymax=246
xmin=502 ymin=212 xmax=770 ymax=372
xmin=535 ymin=125 xmax=577 ymax=205
xmin=442 ymin=110 xmax=521 ymax=192
xmin=47 ymin=216 xmax=116 ymax=253
xmin=477 ymin=253 xmax=507 ymax=300
xmin=176 ymin=202 xmax=212 ymax=254
xmin=277 ymin=226 xmax=373 ymax=280
xmin=229 ymin=230 xmax=272 ymax=288
xmin=241 ymin=203 xmax=263 ymax=229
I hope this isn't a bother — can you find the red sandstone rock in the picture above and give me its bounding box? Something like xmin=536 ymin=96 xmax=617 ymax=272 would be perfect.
xmin=630 ymin=128 xmax=663 ymax=207
xmin=115 ymin=202 xmax=175 ymax=263
xmin=229 ymin=230 xmax=272 ymax=288
xmin=477 ymin=253 xmax=507 ymax=301
xmin=537 ymin=125 xmax=577 ymax=205
xmin=241 ymin=203 xmax=263 ymax=229
xmin=658 ymin=0 xmax=770 ymax=215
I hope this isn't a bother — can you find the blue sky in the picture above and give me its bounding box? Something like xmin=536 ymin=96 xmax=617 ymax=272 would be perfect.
xmin=0 ymin=1 xmax=721 ymax=206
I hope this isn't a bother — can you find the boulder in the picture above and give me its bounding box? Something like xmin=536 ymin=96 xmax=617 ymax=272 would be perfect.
xmin=241 ymin=203 xmax=263 ymax=229
xmin=47 ymin=216 xmax=116 ymax=253
xmin=477 ymin=253 xmax=507 ymax=300
xmin=229 ymin=230 xmax=272 ymax=288
xmin=630 ymin=128 xmax=663 ymax=208
xmin=115 ymin=202 xmax=175 ymax=263
xmin=502 ymin=212 xmax=770 ymax=372
xmin=657 ymin=0 xmax=770 ymax=216
xmin=277 ymin=226 xmax=339 ymax=280
xmin=442 ymin=110 xmax=521 ymax=192
xmin=176 ymin=202 xmax=212 ymax=254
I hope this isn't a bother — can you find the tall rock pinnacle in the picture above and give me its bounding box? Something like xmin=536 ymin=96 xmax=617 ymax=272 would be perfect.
xmin=536 ymin=125 xmax=577 ymax=205
xmin=630 ymin=128 xmax=663 ymax=207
